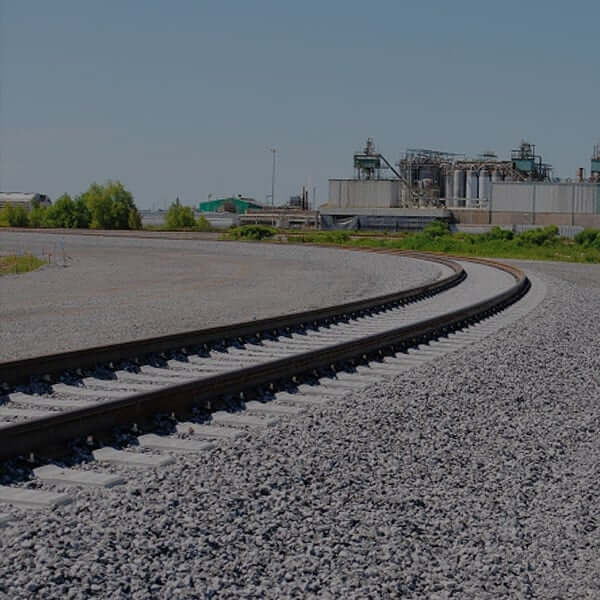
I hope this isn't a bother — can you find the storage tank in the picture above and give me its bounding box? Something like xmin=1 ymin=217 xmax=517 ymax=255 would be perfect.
xmin=465 ymin=169 xmax=478 ymax=206
xmin=453 ymin=169 xmax=465 ymax=199
xmin=491 ymin=169 xmax=503 ymax=183
xmin=478 ymin=168 xmax=491 ymax=202
xmin=445 ymin=173 xmax=454 ymax=206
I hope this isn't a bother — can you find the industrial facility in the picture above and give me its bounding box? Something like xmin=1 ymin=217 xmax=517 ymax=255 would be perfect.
xmin=397 ymin=140 xmax=552 ymax=209
xmin=591 ymin=144 xmax=600 ymax=182
xmin=322 ymin=139 xmax=600 ymax=231
xmin=0 ymin=193 xmax=51 ymax=210
xmin=197 ymin=196 xmax=263 ymax=214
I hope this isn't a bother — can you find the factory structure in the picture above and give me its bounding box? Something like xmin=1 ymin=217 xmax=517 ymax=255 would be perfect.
xmin=592 ymin=144 xmax=600 ymax=181
xmin=0 ymin=192 xmax=51 ymax=210
xmin=322 ymin=139 xmax=600 ymax=231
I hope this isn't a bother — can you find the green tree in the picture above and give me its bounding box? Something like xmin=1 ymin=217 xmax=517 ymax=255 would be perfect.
xmin=80 ymin=180 xmax=141 ymax=229
xmin=195 ymin=214 xmax=213 ymax=232
xmin=42 ymin=194 xmax=90 ymax=228
xmin=72 ymin=197 xmax=91 ymax=228
xmin=43 ymin=194 xmax=72 ymax=227
xmin=128 ymin=208 xmax=142 ymax=230
xmin=0 ymin=204 xmax=29 ymax=227
xmin=28 ymin=205 xmax=48 ymax=227
xmin=165 ymin=202 xmax=196 ymax=228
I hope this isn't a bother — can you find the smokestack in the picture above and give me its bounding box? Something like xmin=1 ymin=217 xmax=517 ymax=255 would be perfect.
xmin=577 ymin=168 xmax=584 ymax=183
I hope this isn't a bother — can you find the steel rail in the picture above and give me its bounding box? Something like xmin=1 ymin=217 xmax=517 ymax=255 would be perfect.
xmin=0 ymin=256 xmax=529 ymax=462
xmin=0 ymin=252 xmax=464 ymax=387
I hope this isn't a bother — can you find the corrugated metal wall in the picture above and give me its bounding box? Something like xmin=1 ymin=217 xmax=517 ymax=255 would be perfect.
xmin=491 ymin=183 xmax=534 ymax=212
xmin=328 ymin=180 xmax=401 ymax=209
xmin=491 ymin=182 xmax=600 ymax=214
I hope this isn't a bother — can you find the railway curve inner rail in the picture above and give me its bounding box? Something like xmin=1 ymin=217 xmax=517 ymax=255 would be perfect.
xmin=0 ymin=252 xmax=529 ymax=463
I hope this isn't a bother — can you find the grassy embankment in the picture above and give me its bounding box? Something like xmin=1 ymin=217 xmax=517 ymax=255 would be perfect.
xmin=224 ymin=223 xmax=600 ymax=263
xmin=0 ymin=254 xmax=46 ymax=275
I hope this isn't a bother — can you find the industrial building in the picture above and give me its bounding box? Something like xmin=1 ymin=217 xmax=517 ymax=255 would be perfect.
xmin=592 ymin=145 xmax=600 ymax=182
xmin=457 ymin=181 xmax=600 ymax=228
xmin=322 ymin=140 xmax=600 ymax=231
xmin=0 ymin=193 xmax=51 ymax=210
xmin=239 ymin=208 xmax=318 ymax=229
xmin=197 ymin=196 xmax=263 ymax=214
xmin=324 ymin=139 xmax=450 ymax=230
xmin=395 ymin=141 xmax=553 ymax=209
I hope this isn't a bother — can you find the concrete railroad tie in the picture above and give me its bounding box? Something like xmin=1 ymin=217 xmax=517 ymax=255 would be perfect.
xmin=93 ymin=447 xmax=175 ymax=468
xmin=244 ymin=401 xmax=305 ymax=416
xmin=0 ymin=514 xmax=11 ymax=527
xmin=272 ymin=392 xmax=329 ymax=406
xmin=33 ymin=465 xmax=125 ymax=489
xmin=137 ymin=434 xmax=216 ymax=453
xmin=0 ymin=406 xmax=55 ymax=419
xmin=8 ymin=393 xmax=94 ymax=409
xmin=211 ymin=412 xmax=278 ymax=428
xmin=175 ymin=423 xmax=247 ymax=439
xmin=0 ymin=486 xmax=72 ymax=509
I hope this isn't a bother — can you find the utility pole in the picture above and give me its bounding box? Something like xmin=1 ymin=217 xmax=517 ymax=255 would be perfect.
xmin=270 ymin=148 xmax=276 ymax=208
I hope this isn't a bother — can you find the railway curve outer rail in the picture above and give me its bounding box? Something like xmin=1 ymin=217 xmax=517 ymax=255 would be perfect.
xmin=0 ymin=251 xmax=464 ymax=387
xmin=0 ymin=253 xmax=529 ymax=463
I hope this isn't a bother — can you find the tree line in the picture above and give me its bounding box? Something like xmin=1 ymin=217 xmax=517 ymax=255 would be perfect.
xmin=0 ymin=181 xmax=142 ymax=230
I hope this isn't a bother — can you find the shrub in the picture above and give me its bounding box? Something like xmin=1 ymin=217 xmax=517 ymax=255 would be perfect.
xmin=165 ymin=203 xmax=196 ymax=229
xmin=574 ymin=228 xmax=600 ymax=246
xmin=28 ymin=205 xmax=48 ymax=227
xmin=194 ymin=215 xmax=213 ymax=232
xmin=295 ymin=231 xmax=351 ymax=244
xmin=0 ymin=204 xmax=30 ymax=227
xmin=422 ymin=220 xmax=450 ymax=238
xmin=128 ymin=208 xmax=142 ymax=230
xmin=484 ymin=226 xmax=514 ymax=241
xmin=516 ymin=225 xmax=559 ymax=246
xmin=228 ymin=225 xmax=277 ymax=240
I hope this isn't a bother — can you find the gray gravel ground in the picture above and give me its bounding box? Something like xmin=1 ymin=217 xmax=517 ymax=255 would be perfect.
xmin=0 ymin=261 xmax=598 ymax=598
xmin=0 ymin=232 xmax=441 ymax=361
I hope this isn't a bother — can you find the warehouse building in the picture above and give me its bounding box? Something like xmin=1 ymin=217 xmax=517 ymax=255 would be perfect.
xmin=0 ymin=192 xmax=51 ymax=210
xmin=197 ymin=196 xmax=263 ymax=214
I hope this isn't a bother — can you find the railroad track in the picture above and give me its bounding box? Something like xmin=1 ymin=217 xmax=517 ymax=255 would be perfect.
xmin=0 ymin=251 xmax=534 ymax=516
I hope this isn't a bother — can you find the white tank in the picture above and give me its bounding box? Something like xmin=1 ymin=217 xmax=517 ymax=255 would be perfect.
xmin=465 ymin=169 xmax=478 ymax=206
xmin=491 ymin=169 xmax=503 ymax=183
xmin=453 ymin=169 xmax=465 ymax=199
xmin=445 ymin=173 xmax=454 ymax=206
xmin=478 ymin=168 xmax=491 ymax=202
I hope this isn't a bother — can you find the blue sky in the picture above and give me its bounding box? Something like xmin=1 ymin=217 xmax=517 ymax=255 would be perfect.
xmin=1 ymin=1 xmax=598 ymax=209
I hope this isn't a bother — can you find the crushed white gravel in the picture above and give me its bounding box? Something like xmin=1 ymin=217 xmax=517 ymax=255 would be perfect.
xmin=0 ymin=262 xmax=598 ymax=598
xmin=0 ymin=232 xmax=441 ymax=361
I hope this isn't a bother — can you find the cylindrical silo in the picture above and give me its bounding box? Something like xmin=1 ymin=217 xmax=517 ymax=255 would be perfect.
xmin=491 ymin=169 xmax=503 ymax=183
xmin=445 ymin=173 xmax=454 ymax=206
xmin=453 ymin=169 xmax=465 ymax=200
xmin=478 ymin=168 xmax=491 ymax=202
xmin=465 ymin=169 xmax=478 ymax=206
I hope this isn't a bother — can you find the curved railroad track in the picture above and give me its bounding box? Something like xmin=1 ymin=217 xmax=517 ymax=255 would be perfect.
xmin=0 ymin=251 xmax=531 ymax=512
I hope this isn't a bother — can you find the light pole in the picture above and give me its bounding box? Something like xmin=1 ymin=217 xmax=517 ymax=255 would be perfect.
xmin=270 ymin=148 xmax=276 ymax=208
xmin=269 ymin=148 xmax=277 ymax=227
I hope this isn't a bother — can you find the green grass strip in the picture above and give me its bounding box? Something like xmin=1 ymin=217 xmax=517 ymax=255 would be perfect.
xmin=0 ymin=254 xmax=46 ymax=275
